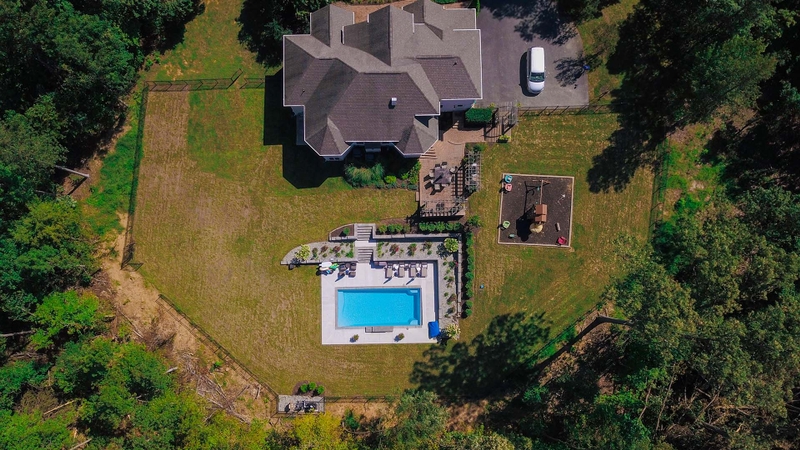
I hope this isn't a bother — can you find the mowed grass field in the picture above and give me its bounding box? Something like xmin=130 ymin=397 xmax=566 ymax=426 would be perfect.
xmin=461 ymin=114 xmax=653 ymax=341
xmin=136 ymin=89 xmax=424 ymax=395
xmin=135 ymin=89 xmax=652 ymax=394
xmin=149 ymin=0 xmax=266 ymax=80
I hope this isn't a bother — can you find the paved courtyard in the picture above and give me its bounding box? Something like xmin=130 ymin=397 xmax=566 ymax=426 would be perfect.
xmin=478 ymin=0 xmax=589 ymax=107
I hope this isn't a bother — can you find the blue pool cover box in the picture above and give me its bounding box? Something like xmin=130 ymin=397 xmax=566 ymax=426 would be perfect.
xmin=428 ymin=321 xmax=440 ymax=338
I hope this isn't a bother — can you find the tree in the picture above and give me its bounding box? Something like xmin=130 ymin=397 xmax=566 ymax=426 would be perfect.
xmin=0 ymin=1 xmax=137 ymax=144
xmin=238 ymin=0 xmax=330 ymax=65
xmin=384 ymin=390 xmax=448 ymax=450
xmin=0 ymin=411 xmax=76 ymax=450
xmin=31 ymin=291 xmax=102 ymax=350
xmin=0 ymin=199 xmax=95 ymax=319
xmin=0 ymin=361 xmax=47 ymax=411
xmin=608 ymin=0 xmax=779 ymax=149
xmin=53 ymin=338 xmax=116 ymax=396
xmin=291 ymin=413 xmax=353 ymax=450
xmin=440 ymin=428 xmax=514 ymax=450
xmin=0 ymin=97 xmax=65 ymax=229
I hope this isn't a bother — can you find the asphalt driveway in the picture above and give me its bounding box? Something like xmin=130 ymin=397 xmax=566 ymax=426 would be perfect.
xmin=477 ymin=0 xmax=589 ymax=107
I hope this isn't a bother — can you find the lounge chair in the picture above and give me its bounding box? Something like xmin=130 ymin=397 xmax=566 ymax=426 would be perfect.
xmin=414 ymin=264 xmax=422 ymax=277
xmin=398 ymin=265 xmax=406 ymax=278
xmin=385 ymin=266 xmax=393 ymax=278
xmin=350 ymin=262 xmax=357 ymax=270
xmin=338 ymin=265 xmax=346 ymax=277
xmin=420 ymin=263 xmax=428 ymax=278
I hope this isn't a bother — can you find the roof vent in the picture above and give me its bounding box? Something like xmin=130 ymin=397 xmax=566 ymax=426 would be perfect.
xmin=390 ymin=97 xmax=397 ymax=107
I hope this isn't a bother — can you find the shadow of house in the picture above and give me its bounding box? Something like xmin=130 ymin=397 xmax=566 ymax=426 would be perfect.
xmin=484 ymin=0 xmax=576 ymax=45
xmin=410 ymin=312 xmax=550 ymax=400
xmin=263 ymin=72 xmax=344 ymax=188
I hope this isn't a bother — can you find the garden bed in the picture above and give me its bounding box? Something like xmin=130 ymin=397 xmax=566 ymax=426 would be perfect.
xmin=329 ymin=224 xmax=356 ymax=241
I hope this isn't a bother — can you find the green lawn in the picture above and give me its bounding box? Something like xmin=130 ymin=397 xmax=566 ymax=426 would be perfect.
xmin=462 ymin=114 xmax=653 ymax=341
xmin=135 ymin=88 xmax=426 ymax=396
xmin=149 ymin=0 xmax=268 ymax=80
xmin=133 ymin=91 xmax=653 ymax=395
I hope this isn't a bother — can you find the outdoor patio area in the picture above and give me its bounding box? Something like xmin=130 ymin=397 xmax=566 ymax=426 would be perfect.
xmin=497 ymin=174 xmax=574 ymax=247
xmin=320 ymin=261 xmax=439 ymax=345
xmin=417 ymin=119 xmax=484 ymax=218
xmin=281 ymin=223 xmax=462 ymax=345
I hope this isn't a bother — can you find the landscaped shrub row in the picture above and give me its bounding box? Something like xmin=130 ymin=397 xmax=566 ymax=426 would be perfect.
xmin=299 ymin=382 xmax=325 ymax=396
xmin=343 ymin=161 xmax=420 ymax=189
xmin=377 ymin=224 xmax=411 ymax=234
xmin=463 ymin=232 xmax=476 ymax=317
xmin=465 ymin=107 xmax=493 ymax=125
xmin=418 ymin=221 xmax=463 ymax=233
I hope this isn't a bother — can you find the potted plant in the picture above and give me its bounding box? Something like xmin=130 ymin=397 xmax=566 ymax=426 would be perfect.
xmin=351 ymin=334 xmax=359 ymax=342
xmin=498 ymin=134 xmax=510 ymax=143
xmin=396 ymin=333 xmax=405 ymax=341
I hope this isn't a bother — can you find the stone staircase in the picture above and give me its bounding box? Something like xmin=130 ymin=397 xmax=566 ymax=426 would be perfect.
xmin=356 ymin=247 xmax=373 ymax=264
xmin=354 ymin=223 xmax=373 ymax=241
xmin=419 ymin=147 xmax=438 ymax=160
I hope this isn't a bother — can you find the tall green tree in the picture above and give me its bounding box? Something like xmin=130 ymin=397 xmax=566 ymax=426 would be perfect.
xmin=608 ymin=0 xmax=779 ymax=147
xmin=0 ymin=97 xmax=65 ymax=229
xmin=31 ymin=291 xmax=102 ymax=350
xmin=383 ymin=390 xmax=448 ymax=450
xmin=0 ymin=199 xmax=95 ymax=319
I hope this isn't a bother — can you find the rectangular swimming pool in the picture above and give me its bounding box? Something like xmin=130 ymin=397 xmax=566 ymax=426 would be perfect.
xmin=337 ymin=288 xmax=421 ymax=328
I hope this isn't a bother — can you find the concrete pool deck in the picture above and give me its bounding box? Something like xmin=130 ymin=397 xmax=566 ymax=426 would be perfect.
xmin=321 ymin=263 xmax=439 ymax=345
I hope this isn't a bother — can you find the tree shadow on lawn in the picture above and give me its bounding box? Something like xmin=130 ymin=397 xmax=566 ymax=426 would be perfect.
xmin=410 ymin=312 xmax=551 ymax=400
xmin=263 ymin=71 xmax=344 ymax=189
xmin=586 ymin=4 xmax=697 ymax=194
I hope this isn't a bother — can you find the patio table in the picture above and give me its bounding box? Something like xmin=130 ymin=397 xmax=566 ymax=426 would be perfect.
xmin=433 ymin=166 xmax=452 ymax=186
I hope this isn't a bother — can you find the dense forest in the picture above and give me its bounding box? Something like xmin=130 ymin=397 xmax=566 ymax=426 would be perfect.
xmin=1 ymin=0 xmax=800 ymax=448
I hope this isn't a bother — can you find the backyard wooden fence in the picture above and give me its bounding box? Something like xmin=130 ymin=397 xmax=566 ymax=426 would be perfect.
xmin=484 ymin=102 xmax=616 ymax=139
xmin=145 ymin=69 xmax=243 ymax=91
xmin=239 ymin=77 xmax=267 ymax=89
xmin=648 ymin=142 xmax=671 ymax=238
xmin=121 ymin=86 xmax=149 ymax=270
xmin=517 ymin=103 xmax=614 ymax=116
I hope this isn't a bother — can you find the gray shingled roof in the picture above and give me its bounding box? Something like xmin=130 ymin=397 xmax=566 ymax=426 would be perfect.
xmin=284 ymin=0 xmax=481 ymax=157
xmin=416 ymin=56 xmax=480 ymax=100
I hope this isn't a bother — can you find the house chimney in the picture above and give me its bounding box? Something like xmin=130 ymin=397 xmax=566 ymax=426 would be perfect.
xmin=390 ymin=97 xmax=397 ymax=107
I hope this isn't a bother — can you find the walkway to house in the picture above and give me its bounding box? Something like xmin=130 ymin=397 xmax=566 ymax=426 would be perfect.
xmin=418 ymin=114 xmax=484 ymax=216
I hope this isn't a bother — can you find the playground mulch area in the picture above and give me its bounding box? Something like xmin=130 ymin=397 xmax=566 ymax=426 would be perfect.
xmin=497 ymin=175 xmax=574 ymax=246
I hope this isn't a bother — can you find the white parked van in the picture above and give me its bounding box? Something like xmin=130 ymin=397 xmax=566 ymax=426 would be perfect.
xmin=527 ymin=47 xmax=546 ymax=94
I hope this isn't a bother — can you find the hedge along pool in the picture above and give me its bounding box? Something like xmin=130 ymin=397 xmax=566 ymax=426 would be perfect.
xmin=336 ymin=288 xmax=422 ymax=327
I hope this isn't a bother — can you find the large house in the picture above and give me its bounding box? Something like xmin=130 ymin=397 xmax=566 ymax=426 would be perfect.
xmin=283 ymin=0 xmax=482 ymax=161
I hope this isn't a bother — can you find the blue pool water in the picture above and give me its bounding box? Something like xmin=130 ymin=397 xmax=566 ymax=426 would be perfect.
xmin=337 ymin=288 xmax=421 ymax=327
